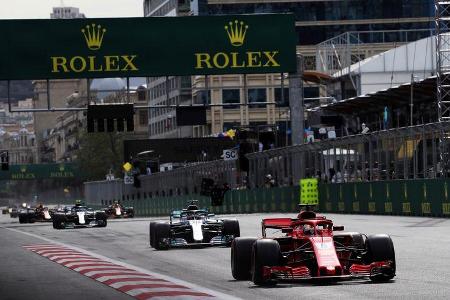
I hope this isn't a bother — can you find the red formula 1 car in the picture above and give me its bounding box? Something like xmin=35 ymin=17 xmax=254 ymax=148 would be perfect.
xmin=104 ymin=203 xmax=134 ymax=218
xmin=231 ymin=210 xmax=395 ymax=285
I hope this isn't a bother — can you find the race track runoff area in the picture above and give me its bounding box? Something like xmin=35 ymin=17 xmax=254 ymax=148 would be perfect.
xmin=1 ymin=213 xmax=450 ymax=300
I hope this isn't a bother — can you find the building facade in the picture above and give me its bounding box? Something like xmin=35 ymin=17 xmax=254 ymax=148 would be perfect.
xmin=33 ymin=6 xmax=87 ymax=162
xmin=0 ymin=99 xmax=37 ymax=164
xmin=142 ymin=0 xmax=434 ymax=141
xmin=144 ymin=0 xmax=193 ymax=139
xmin=50 ymin=6 xmax=86 ymax=19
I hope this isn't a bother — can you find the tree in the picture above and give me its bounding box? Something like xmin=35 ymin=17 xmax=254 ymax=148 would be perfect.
xmin=75 ymin=132 xmax=125 ymax=181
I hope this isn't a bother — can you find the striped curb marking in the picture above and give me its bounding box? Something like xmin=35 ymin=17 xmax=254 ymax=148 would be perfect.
xmin=24 ymin=243 xmax=213 ymax=299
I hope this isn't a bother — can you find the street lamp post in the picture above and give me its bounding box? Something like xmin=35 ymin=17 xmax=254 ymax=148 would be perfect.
xmin=410 ymin=74 xmax=419 ymax=127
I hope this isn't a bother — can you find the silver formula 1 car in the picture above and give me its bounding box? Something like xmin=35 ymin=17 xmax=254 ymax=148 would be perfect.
xmin=52 ymin=205 xmax=108 ymax=229
xmin=149 ymin=202 xmax=240 ymax=250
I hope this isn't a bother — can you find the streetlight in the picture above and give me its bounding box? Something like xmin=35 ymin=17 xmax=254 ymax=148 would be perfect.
xmin=136 ymin=150 xmax=160 ymax=174
xmin=279 ymin=109 xmax=290 ymax=146
xmin=410 ymin=74 xmax=419 ymax=127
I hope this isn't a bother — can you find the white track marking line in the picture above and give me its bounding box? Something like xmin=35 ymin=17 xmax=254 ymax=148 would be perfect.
xmin=84 ymin=270 xmax=144 ymax=277
xmin=48 ymin=254 xmax=93 ymax=260
xmin=74 ymin=265 xmax=128 ymax=272
xmin=126 ymin=287 xmax=197 ymax=296
xmin=41 ymin=251 xmax=82 ymax=257
xmin=65 ymin=261 xmax=115 ymax=268
xmin=96 ymin=275 xmax=162 ymax=282
xmin=4 ymin=226 xmax=240 ymax=300
xmin=109 ymin=280 xmax=183 ymax=289
xmin=56 ymin=258 xmax=101 ymax=264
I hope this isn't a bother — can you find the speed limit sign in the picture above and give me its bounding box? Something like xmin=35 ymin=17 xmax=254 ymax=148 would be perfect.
xmin=223 ymin=149 xmax=238 ymax=161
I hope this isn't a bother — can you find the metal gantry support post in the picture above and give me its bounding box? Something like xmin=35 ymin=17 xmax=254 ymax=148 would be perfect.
xmin=289 ymin=55 xmax=305 ymax=181
xmin=435 ymin=0 xmax=450 ymax=176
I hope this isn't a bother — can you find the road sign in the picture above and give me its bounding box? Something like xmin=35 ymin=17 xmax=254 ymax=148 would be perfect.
xmin=123 ymin=162 xmax=133 ymax=172
xmin=124 ymin=174 xmax=134 ymax=185
xmin=300 ymin=178 xmax=319 ymax=206
xmin=223 ymin=149 xmax=238 ymax=161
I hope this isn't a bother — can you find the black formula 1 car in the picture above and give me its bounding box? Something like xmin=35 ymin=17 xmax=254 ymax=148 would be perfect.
xmin=103 ymin=203 xmax=134 ymax=218
xmin=52 ymin=205 xmax=108 ymax=229
xmin=149 ymin=202 xmax=240 ymax=250
xmin=9 ymin=207 xmax=18 ymax=218
xmin=18 ymin=206 xmax=53 ymax=223
xmin=231 ymin=210 xmax=395 ymax=286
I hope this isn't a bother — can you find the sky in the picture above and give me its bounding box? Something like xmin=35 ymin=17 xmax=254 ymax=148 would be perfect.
xmin=0 ymin=0 xmax=143 ymax=19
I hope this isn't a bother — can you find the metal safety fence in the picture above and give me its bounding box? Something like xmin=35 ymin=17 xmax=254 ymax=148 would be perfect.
xmin=120 ymin=179 xmax=450 ymax=218
xmin=85 ymin=121 xmax=450 ymax=207
xmin=247 ymin=122 xmax=450 ymax=188
xmin=85 ymin=159 xmax=238 ymax=206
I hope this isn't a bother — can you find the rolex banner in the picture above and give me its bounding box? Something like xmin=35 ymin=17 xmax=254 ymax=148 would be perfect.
xmin=0 ymin=163 xmax=79 ymax=180
xmin=0 ymin=14 xmax=297 ymax=80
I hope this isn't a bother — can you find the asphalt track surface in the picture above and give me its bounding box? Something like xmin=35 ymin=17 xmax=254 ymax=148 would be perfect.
xmin=1 ymin=212 xmax=450 ymax=300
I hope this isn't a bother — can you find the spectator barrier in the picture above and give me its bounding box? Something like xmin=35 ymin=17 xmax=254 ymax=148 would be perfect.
xmin=121 ymin=178 xmax=450 ymax=218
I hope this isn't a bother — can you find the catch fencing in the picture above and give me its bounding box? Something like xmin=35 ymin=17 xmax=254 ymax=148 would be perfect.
xmin=85 ymin=122 xmax=450 ymax=214
xmin=247 ymin=122 xmax=450 ymax=188
xmin=120 ymin=179 xmax=450 ymax=218
xmin=85 ymin=159 xmax=238 ymax=206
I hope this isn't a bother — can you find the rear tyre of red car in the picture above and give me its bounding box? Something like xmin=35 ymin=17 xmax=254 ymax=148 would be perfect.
xmin=251 ymin=239 xmax=281 ymax=286
xmin=365 ymin=234 xmax=396 ymax=282
xmin=231 ymin=237 xmax=257 ymax=280
xmin=223 ymin=219 xmax=240 ymax=240
xmin=154 ymin=223 xmax=171 ymax=250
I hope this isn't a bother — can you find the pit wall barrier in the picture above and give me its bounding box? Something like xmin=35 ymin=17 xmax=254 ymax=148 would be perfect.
xmin=121 ymin=179 xmax=450 ymax=218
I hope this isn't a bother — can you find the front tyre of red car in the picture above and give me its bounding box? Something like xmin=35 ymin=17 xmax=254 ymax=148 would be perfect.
xmin=231 ymin=237 xmax=257 ymax=280
xmin=251 ymin=239 xmax=281 ymax=286
xmin=366 ymin=234 xmax=396 ymax=282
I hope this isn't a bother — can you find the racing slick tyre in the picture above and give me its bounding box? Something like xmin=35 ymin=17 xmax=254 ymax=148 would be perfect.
xmin=223 ymin=219 xmax=240 ymax=240
xmin=154 ymin=223 xmax=171 ymax=250
xmin=53 ymin=219 xmax=66 ymax=229
xmin=231 ymin=237 xmax=257 ymax=280
xmin=149 ymin=222 xmax=157 ymax=247
xmin=18 ymin=215 xmax=28 ymax=224
xmin=97 ymin=218 xmax=107 ymax=227
xmin=365 ymin=234 xmax=396 ymax=282
xmin=251 ymin=239 xmax=281 ymax=286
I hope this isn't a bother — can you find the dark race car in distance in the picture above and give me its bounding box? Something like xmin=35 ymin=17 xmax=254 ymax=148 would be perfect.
xmin=149 ymin=202 xmax=240 ymax=250
xmin=231 ymin=210 xmax=395 ymax=285
xmin=9 ymin=206 xmax=18 ymax=218
xmin=103 ymin=203 xmax=134 ymax=218
xmin=52 ymin=205 xmax=108 ymax=229
xmin=18 ymin=205 xmax=53 ymax=223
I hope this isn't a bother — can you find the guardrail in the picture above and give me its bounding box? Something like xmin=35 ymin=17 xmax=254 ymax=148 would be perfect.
xmin=121 ymin=178 xmax=450 ymax=218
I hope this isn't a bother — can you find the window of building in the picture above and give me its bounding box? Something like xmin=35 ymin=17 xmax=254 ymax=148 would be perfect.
xmin=137 ymin=88 xmax=146 ymax=101
xmin=275 ymin=88 xmax=289 ymax=107
xmin=195 ymin=90 xmax=211 ymax=105
xmin=139 ymin=110 xmax=148 ymax=126
xmin=222 ymin=89 xmax=240 ymax=108
xmin=304 ymin=86 xmax=320 ymax=101
xmin=223 ymin=122 xmax=239 ymax=131
xmin=248 ymin=88 xmax=266 ymax=108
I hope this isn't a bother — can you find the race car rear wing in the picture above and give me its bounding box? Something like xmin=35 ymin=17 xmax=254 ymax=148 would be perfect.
xmin=262 ymin=218 xmax=296 ymax=229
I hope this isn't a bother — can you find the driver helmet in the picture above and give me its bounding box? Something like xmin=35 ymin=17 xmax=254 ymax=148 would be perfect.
xmin=303 ymin=224 xmax=314 ymax=235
